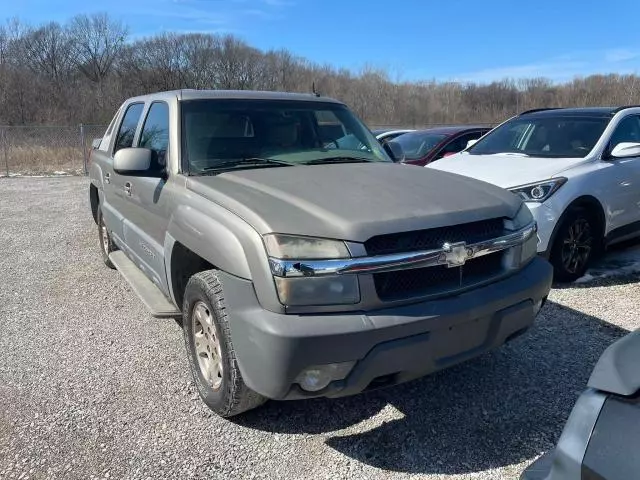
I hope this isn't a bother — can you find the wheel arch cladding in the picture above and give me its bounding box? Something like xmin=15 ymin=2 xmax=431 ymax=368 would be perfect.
xmin=169 ymin=241 xmax=215 ymax=314
xmin=166 ymin=206 xmax=252 ymax=280
xmin=89 ymin=184 xmax=99 ymax=225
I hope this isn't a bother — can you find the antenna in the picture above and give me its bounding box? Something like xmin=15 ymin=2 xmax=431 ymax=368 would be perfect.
xmin=312 ymin=82 xmax=320 ymax=97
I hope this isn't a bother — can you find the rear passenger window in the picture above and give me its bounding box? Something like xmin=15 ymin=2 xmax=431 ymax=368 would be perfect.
xmin=114 ymin=103 xmax=144 ymax=154
xmin=139 ymin=102 xmax=170 ymax=168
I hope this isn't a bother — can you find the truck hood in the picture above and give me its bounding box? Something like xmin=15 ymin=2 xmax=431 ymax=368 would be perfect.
xmin=186 ymin=163 xmax=521 ymax=242
xmin=427 ymin=152 xmax=588 ymax=188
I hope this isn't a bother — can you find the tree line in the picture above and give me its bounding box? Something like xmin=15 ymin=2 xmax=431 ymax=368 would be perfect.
xmin=1 ymin=13 xmax=639 ymax=127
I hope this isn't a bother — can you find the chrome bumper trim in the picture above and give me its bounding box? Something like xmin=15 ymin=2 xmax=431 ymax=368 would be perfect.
xmin=269 ymin=222 xmax=537 ymax=278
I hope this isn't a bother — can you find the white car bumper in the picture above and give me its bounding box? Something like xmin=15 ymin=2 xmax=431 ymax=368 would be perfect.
xmin=525 ymin=201 xmax=562 ymax=254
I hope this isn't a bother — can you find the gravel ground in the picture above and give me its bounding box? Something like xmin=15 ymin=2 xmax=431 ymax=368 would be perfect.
xmin=1 ymin=176 xmax=638 ymax=480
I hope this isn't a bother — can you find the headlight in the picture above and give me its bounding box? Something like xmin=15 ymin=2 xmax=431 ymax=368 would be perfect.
xmin=509 ymin=177 xmax=567 ymax=202
xmin=274 ymin=276 xmax=360 ymax=306
xmin=504 ymin=204 xmax=538 ymax=268
xmin=519 ymin=231 xmax=538 ymax=265
xmin=263 ymin=234 xmax=350 ymax=259
xmin=264 ymin=234 xmax=358 ymax=306
xmin=505 ymin=203 xmax=534 ymax=231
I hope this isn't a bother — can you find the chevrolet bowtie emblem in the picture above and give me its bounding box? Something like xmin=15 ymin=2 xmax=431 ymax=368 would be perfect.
xmin=440 ymin=241 xmax=473 ymax=268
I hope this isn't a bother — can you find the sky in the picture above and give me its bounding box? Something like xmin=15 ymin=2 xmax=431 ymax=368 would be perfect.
xmin=4 ymin=0 xmax=640 ymax=84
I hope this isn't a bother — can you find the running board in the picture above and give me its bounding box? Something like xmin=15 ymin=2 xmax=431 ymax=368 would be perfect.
xmin=109 ymin=251 xmax=182 ymax=319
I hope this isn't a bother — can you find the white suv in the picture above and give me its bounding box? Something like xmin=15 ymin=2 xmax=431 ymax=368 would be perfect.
xmin=426 ymin=106 xmax=640 ymax=282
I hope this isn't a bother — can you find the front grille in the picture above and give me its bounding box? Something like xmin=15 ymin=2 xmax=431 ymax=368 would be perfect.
xmin=364 ymin=218 xmax=505 ymax=256
xmin=373 ymin=251 xmax=505 ymax=301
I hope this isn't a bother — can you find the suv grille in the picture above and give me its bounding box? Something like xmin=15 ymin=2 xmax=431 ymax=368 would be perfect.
xmin=373 ymin=251 xmax=506 ymax=301
xmin=364 ymin=218 xmax=505 ymax=256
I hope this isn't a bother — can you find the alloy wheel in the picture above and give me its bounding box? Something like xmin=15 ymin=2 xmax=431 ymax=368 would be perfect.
xmin=192 ymin=301 xmax=224 ymax=390
xmin=100 ymin=218 xmax=109 ymax=254
xmin=561 ymin=218 xmax=592 ymax=274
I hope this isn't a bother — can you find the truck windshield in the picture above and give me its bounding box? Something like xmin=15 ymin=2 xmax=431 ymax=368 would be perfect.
xmin=181 ymin=99 xmax=392 ymax=173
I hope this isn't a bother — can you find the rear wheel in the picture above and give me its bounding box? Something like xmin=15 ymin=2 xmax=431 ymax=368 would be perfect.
xmin=550 ymin=207 xmax=599 ymax=282
xmin=97 ymin=207 xmax=116 ymax=269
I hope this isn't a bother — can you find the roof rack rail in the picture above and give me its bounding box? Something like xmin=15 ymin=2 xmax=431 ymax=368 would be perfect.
xmin=518 ymin=107 xmax=563 ymax=116
xmin=612 ymin=105 xmax=640 ymax=113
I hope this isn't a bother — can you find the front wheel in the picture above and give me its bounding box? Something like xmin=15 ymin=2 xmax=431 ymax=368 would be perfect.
xmin=182 ymin=270 xmax=266 ymax=417
xmin=549 ymin=208 xmax=599 ymax=282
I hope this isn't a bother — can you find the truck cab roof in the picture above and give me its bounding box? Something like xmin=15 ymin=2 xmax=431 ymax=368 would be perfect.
xmin=123 ymin=89 xmax=344 ymax=105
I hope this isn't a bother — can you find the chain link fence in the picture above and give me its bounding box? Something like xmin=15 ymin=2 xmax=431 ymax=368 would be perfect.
xmin=0 ymin=124 xmax=107 ymax=177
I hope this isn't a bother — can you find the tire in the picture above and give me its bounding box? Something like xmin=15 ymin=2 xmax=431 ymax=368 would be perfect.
xmin=182 ymin=270 xmax=266 ymax=417
xmin=549 ymin=207 xmax=600 ymax=283
xmin=97 ymin=207 xmax=116 ymax=269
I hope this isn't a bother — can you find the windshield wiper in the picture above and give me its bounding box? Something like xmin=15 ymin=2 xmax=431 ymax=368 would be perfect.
xmin=489 ymin=152 xmax=530 ymax=157
xmin=303 ymin=156 xmax=374 ymax=165
xmin=200 ymin=157 xmax=295 ymax=172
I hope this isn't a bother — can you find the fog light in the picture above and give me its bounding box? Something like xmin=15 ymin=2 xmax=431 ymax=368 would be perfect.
xmin=295 ymin=361 xmax=356 ymax=392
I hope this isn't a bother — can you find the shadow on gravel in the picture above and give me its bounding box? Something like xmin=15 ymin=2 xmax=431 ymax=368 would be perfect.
xmin=554 ymin=272 xmax=640 ymax=290
xmin=235 ymin=301 xmax=628 ymax=475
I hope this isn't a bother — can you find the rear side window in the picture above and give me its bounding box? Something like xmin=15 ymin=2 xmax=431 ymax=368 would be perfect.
xmin=98 ymin=107 xmax=122 ymax=151
xmin=139 ymin=102 xmax=170 ymax=168
xmin=114 ymin=103 xmax=144 ymax=153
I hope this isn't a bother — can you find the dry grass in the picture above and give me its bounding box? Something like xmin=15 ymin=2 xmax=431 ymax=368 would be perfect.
xmin=1 ymin=146 xmax=85 ymax=175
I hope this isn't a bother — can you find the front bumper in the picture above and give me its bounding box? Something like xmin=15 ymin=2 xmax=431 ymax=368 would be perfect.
xmin=525 ymin=202 xmax=558 ymax=254
xmin=222 ymin=256 xmax=553 ymax=400
xmin=520 ymin=450 xmax=556 ymax=480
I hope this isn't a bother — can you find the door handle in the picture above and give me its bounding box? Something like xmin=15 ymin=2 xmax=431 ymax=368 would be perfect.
xmin=104 ymin=173 xmax=110 ymax=184
xmin=124 ymin=182 xmax=132 ymax=196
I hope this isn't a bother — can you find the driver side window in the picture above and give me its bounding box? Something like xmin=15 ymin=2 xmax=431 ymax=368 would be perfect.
xmin=114 ymin=103 xmax=144 ymax=154
xmin=435 ymin=132 xmax=479 ymax=160
xmin=138 ymin=102 xmax=170 ymax=172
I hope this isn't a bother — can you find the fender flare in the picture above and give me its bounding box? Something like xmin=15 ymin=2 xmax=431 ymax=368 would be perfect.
xmin=166 ymin=205 xmax=253 ymax=280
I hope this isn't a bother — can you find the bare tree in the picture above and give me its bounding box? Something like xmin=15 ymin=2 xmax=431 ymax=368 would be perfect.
xmin=22 ymin=22 xmax=74 ymax=84
xmin=68 ymin=13 xmax=127 ymax=87
xmin=3 ymin=13 xmax=640 ymax=126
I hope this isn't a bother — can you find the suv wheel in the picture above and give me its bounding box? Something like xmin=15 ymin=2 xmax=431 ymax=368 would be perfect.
xmin=183 ymin=270 xmax=266 ymax=417
xmin=550 ymin=207 xmax=599 ymax=282
xmin=97 ymin=207 xmax=116 ymax=269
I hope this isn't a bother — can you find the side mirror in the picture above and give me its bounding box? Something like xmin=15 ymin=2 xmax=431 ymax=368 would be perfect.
xmin=92 ymin=138 xmax=102 ymax=149
xmin=466 ymin=139 xmax=478 ymax=149
xmin=384 ymin=141 xmax=405 ymax=162
xmin=113 ymin=147 xmax=153 ymax=175
xmin=609 ymin=142 xmax=640 ymax=159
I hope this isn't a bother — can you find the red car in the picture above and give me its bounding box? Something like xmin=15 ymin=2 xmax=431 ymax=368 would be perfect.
xmin=387 ymin=125 xmax=492 ymax=166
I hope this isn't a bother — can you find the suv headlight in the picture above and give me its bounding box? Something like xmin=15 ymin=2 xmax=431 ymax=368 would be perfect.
xmin=264 ymin=234 xmax=359 ymax=306
xmin=509 ymin=177 xmax=567 ymax=203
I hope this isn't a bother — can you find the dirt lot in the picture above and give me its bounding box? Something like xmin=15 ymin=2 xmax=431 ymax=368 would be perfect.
xmin=1 ymin=176 xmax=639 ymax=480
